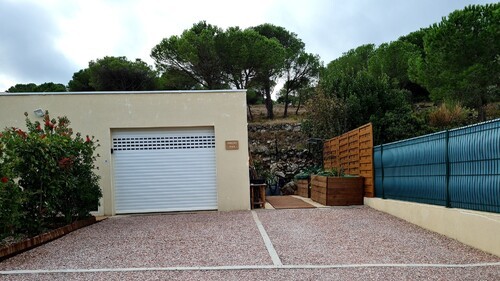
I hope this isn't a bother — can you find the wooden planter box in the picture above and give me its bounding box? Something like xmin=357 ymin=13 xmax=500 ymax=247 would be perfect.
xmin=310 ymin=175 xmax=364 ymax=206
xmin=296 ymin=179 xmax=310 ymax=198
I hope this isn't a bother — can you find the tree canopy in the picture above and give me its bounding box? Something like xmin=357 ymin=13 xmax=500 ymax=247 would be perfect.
xmin=308 ymin=3 xmax=499 ymax=143
xmin=88 ymin=56 xmax=157 ymax=91
xmin=68 ymin=69 xmax=94 ymax=91
xmin=151 ymin=21 xmax=227 ymax=90
xmin=216 ymin=27 xmax=285 ymax=91
xmin=7 ymin=82 xmax=66 ymax=93
xmin=315 ymin=40 xmax=428 ymax=143
xmin=281 ymin=51 xmax=321 ymax=117
xmin=409 ymin=3 xmax=499 ymax=119
xmin=151 ymin=21 xmax=316 ymax=119
xmin=157 ymin=68 xmax=201 ymax=90
xmin=68 ymin=56 xmax=158 ymax=91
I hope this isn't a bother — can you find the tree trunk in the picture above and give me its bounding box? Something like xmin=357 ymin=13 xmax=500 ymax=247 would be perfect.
xmin=478 ymin=105 xmax=486 ymax=122
xmin=283 ymin=90 xmax=289 ymax=118
xmin=265 ymin=85 xmax=274 ymax=119
xmin=295 ymin=97 xmax=302 ymax=115
xmin=474 ymin=94 xmax=487 ymax=122
xmin=247 ymin=104 xmax=254 ymax=122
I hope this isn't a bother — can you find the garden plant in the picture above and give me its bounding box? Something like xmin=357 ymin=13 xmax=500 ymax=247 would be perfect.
xmin=0 ymin=112 xmax=102 ymax=242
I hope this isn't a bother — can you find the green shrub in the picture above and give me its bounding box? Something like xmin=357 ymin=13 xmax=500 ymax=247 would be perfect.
xmin=294 ymin=166 xmax=322 ymax=180
xmin=427 ymin=102 xmax=478 ymax=130
xmin=0 ymin=176 xmax=24 ymax=241
xmin=0 ymin=112 xmax=102 ymax=237
xmin=316 ymin=168 xmax=344 ymax=177
xmin=294 ymin=166 xmax=348 ymax=179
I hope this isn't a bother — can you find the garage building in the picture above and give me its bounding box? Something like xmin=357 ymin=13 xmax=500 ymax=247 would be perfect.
xmin=0 ymin=90 xmax=250 ymax=215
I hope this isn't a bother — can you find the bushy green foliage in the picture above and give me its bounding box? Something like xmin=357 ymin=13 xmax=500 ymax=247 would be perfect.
xmin=68 ymin=56 xmax=158 ymax=91
xmin=409 ymin=4 xmax=500 ymax=119
xmin=68 ymin=69 xmax=95 ymax=91
xmin=157 ymin=68 xmax=202 ymax=90
xmin=7 ymin=82 xmax=66 ymax=93
xmin=427 ymin=102 xmax=478 ymax=130
xmin=319 ymin=44 xmax=376 ymax=100
xmin=151 ymin=21 xmax=318 ymax=119
xmin=0 ymin=112 xmax=102 ymax=238
xmin=302 ymin=89 xmax=347 ymax=139
xmin=151 ymin=21 xmax=228 ymax=90
xmin=0 ymin=174 xmax=24 ymax=240
xmin=367 ymin=41 xmax=426 ymax=102
xmin=311 ymin=61 xmax=427 ymax=143
xmin=316 ymin=168 xmax=344 ymax=177
xmin=88 ymin=56 xmax=158 ymax=91
xmin=294 ymin=166 xmax=322 ymax=180
xmin=310 ymin=3 xmax=497 ymax=144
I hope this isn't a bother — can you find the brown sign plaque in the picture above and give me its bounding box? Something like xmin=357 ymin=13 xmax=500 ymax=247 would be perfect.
xmin=225 ymin=140 xmax=239 ymax=150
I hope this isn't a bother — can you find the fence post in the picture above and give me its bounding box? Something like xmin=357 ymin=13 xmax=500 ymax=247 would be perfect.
xmin=445 ymin=130 xmax=451 ymax=208
xmin=381 ymin=143 xmax=385 ymax=199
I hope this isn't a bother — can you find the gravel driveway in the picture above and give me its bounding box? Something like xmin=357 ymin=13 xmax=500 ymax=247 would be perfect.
xmin=1 ymin=207 xmax=499 ymax=280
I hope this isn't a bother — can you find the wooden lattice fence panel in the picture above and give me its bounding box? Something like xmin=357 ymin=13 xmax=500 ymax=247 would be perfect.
xmin=322 ymin=123 xmax=374 ymax=197
xmin=323 ymin=139 xmax=334 ymax=169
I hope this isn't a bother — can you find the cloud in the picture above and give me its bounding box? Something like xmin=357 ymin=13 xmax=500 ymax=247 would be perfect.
xmin=53 ymin=0 xmax=276 ymax=68
xmin=0 ymin=0 xmax=77 ymax=90
xmin=266 ymin=0 xmax=495 ymax=63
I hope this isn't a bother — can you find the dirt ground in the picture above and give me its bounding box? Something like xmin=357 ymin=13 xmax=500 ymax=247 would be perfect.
xmin=248 ymin=104 xmax=306 ymax=124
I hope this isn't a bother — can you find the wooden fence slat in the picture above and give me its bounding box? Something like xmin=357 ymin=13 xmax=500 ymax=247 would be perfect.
xmin=323 ymin=123 xmax=374 ymax=198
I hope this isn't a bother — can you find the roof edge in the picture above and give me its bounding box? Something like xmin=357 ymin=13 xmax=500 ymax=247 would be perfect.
xmin=0 ymin=89 xmax=247 ymax=96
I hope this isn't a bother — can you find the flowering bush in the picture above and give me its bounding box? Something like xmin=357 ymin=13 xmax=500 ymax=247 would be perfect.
xmin=0 ymin=168 xmax=24 ymax=241
xmin=0 ymin=112 xmax=102 ymax=238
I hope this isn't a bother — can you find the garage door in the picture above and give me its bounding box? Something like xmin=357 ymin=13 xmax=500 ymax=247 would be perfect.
xmin=112 ymin=128 xmax=217 ymax=214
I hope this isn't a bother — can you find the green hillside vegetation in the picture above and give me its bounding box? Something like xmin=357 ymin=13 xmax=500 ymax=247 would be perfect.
xmin=304 ymin=3 xmax=499 ymax=144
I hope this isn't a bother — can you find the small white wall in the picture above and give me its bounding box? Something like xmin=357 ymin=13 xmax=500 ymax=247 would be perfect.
xmin=0 ymin=90 xmax=250 ymax=215
xmin=365 ymin=197 xmax=500 ymax=257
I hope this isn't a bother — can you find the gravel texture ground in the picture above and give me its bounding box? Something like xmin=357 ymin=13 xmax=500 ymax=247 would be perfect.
xmin=1 ymin=267 xmax=500 ymax=281
xmin=0 ymin=211 xmax=271 ymax=270
xmin=257 ymin=207 xmax=500 ymax=265
xmin=1 ymin=206 xmax=499 ymax=280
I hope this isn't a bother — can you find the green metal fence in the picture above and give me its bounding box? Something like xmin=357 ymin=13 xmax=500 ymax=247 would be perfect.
xmin=374 ymin=118 xmax=500 ymax=213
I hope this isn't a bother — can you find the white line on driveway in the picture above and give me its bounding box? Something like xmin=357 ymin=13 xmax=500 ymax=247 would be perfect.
xmin=1 ymin=262 xmax=499 ymax=275
xmin=251 ymin=210 xmax=283 ymax=266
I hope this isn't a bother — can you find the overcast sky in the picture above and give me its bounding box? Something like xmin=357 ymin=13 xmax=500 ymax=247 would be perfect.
xmin=0 ymin=0 xmax=495 ymax=92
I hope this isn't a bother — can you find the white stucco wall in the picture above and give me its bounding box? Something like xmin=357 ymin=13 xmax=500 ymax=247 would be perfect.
xmin=365 ymin=197 xmax=500 ymax=257
xmin=0 ymin=90 xmax=250 ymax=215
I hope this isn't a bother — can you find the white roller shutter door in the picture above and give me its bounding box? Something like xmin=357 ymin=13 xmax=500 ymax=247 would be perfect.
xmin=112 ymin=128 xmax=217 ymax=214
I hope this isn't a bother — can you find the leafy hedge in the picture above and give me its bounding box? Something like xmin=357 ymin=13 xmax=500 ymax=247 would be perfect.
xmin=294 ymin=166 xmax=323 ymax=180
xmin=0 ymin=112 xmax=102 ymax=240
xmin=294 ymin=166 xmax=354 ymax=180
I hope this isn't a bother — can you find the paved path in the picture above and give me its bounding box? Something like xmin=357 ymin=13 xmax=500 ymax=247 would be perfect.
xmin=266 ymin=196 xmax=315 ymax=209
xmin=1 ymin=207 xmax=499 ymax=280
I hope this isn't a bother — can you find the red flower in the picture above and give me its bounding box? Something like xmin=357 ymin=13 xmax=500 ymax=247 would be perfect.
xmin=45 ymin=120 xmax=54 ymax=129
xmin=1 ymin=177 xmax=8 ymax=183
xmin=16 ymin=129 xmax=27 ymax=139
xmin=36 ymin=124 xmax=42 ymax=131
xmin=86 ymin=136 xmax=91 ymax=143
xmin=58 ymin=157 xmax=73 ymax=169
xmin=0 ymin=133 xmax=3 ymax=138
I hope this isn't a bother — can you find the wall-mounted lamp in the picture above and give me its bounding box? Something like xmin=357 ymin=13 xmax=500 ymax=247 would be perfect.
xmin=33 ymin=108 xmax=45 ymax=117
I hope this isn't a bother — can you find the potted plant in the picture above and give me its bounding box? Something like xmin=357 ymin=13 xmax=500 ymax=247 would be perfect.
xmin=310 ymin=168 xmax=364 ymax=206
xmin=293 ymin=166 xmax=321 ymax=198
